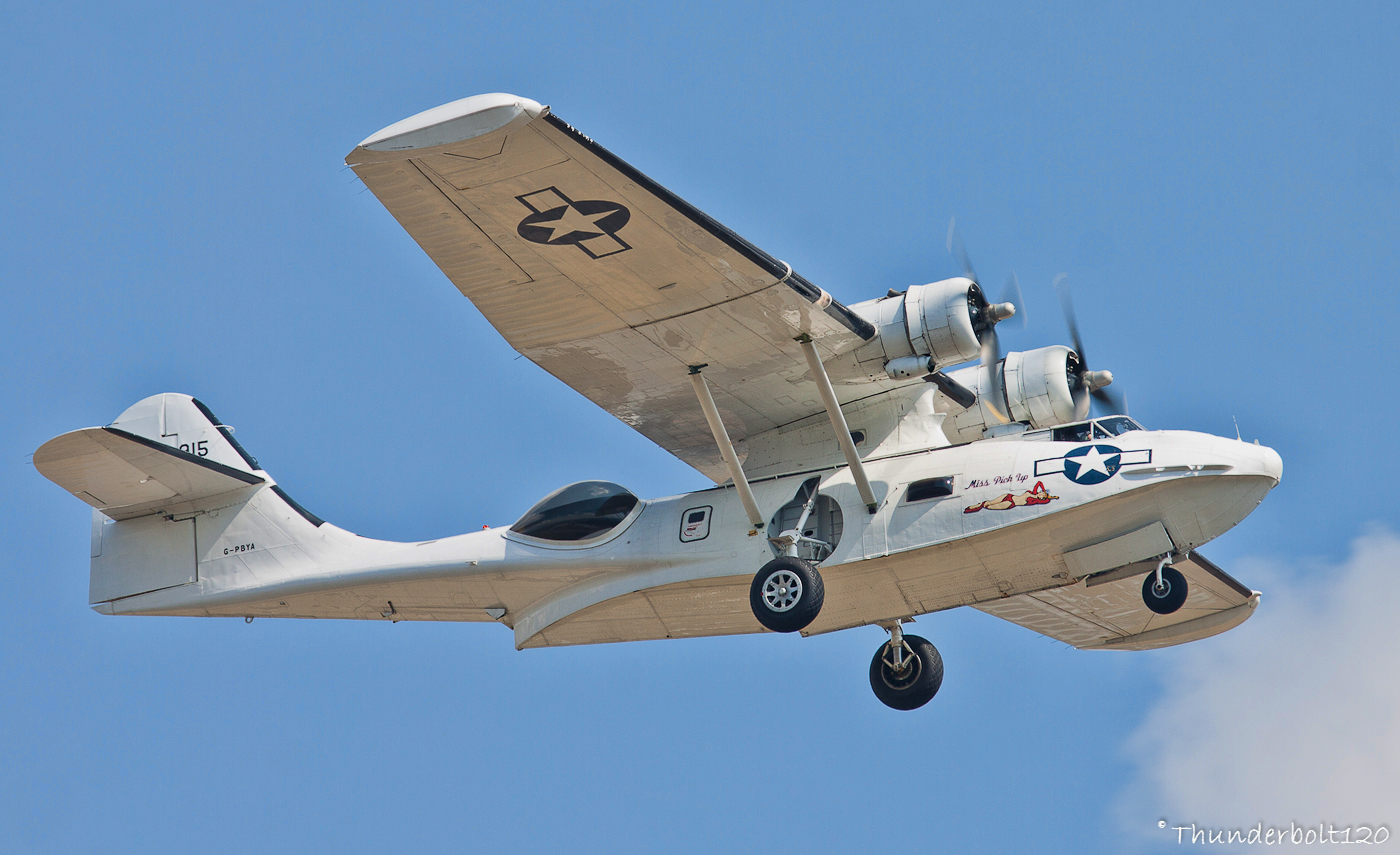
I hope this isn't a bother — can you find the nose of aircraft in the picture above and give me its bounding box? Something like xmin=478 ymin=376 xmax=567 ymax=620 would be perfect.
xmin=1247 ymin=442 xmax=1283 ymax=486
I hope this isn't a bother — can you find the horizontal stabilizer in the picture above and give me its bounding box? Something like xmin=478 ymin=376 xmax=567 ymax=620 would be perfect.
xmin=34 ymin=427 xmax=265 ymax=520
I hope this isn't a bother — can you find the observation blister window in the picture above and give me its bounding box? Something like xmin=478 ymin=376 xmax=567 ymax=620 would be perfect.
xmin=511 ymin=481 xmax=639 ymax=542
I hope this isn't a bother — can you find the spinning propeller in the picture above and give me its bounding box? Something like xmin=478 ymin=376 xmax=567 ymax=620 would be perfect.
xmin=938 ymin=220 xmax=1124 ymax=424
xmin=945 ymin=218 xmax=1024 ymax=423
xmin=1053 ymin=273 xmax=1123 ymax=421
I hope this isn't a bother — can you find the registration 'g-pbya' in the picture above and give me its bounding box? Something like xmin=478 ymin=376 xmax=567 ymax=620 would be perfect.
xmin=35 ymin=94 xmax=1281 ymax=710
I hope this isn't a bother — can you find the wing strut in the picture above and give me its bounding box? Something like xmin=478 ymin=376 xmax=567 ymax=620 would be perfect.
xmin=688 ymin=366 xmax=765 ymax=530
xmin=798 ymin=336 xmax=879 ymax=513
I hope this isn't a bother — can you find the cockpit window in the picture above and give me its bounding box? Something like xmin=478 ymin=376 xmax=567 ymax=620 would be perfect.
xmin=1051 ymin=422 xmax=1094 ymax=443
xmin=510 ymin=481 xmax=639 ymax=542
xmin=1095 ymin=416 xmax=1143 ymax=436
xmin=1052 ymin=417 xmax=1143 ymax=442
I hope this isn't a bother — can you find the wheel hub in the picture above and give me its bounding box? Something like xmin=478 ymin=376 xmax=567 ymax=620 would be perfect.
xmin=868 ymin=631 xmax=944 ymax=710
xmin=880 ymin=641 xmax=923 ymax=690
xmin=761 ymin=569 xmax=803 ymax=612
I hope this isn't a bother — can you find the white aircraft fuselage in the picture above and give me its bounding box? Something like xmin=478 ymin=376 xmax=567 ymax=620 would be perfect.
xmin=88 ymin=421 xmax=1280 ymax=650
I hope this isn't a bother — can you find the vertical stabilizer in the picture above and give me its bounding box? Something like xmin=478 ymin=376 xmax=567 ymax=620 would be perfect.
xmin=108 ymin=393 xmax=262 ymax=475
xmin=36 ymin=394 xmax=345 ymax=609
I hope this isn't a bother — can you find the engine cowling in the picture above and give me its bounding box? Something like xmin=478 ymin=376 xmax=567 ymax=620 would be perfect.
xmin=848 ymin=278 xmax=989 ymax=378
xmin=937 ymin=346 xmax=1082 ymax=443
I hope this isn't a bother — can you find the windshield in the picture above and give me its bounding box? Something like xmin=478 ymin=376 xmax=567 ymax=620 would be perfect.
xmin=510 ymin=481 xmax=639 ymax=542
xmin=1095 ymin=416 xmax=1143 ymax=436
xmin=1052 ymin=417 xmax=1143 ymax=442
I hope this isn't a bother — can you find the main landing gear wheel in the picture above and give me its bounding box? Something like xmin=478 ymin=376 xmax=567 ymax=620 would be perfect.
xmin=1142 ymin=565 xmax=1188 ymax=615
xmin=749 ymin=556 xmax=824 ymax=633
xmin=869 ymin=630 xmax=943 ymax=711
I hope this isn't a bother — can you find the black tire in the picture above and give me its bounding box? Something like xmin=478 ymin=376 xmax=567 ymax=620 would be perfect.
xmin=1142 ymin=566 xmax=1188 ymax=614
xmin=749 ymin=557 xmax=824 ymax=633
xmin=869 ymin=634 xmax=943 ymax=711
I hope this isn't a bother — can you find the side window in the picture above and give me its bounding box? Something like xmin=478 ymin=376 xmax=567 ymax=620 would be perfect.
xmin=679 ymin=506 xmax=712 ymax=542
xmin=906 ymin=477 xmax=955 ymax=502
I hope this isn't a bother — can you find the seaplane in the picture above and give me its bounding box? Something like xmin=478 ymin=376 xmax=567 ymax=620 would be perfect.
xmin=34 ymin=94 xmax=1281 ymax=710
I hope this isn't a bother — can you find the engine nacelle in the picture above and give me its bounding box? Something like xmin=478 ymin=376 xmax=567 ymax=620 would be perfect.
xmin=848 ymin=278 xmax=987 ymax=378
xmin=937 ymin=346 xmax=1082 ymax=443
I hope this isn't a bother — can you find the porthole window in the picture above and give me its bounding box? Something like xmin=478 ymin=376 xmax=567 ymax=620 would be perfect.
xmin=906 ymin=476 xmax=955 ymax=502
xmin=679 ymin=506 xmax=712 ymax=542
xmin=510 ymin=481 xmax=639 ymax=542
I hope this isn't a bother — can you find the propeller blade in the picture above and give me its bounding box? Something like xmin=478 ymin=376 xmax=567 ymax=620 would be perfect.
xmin=946 ymin=216 xmax=978 ymax=284
xmin=926 ymin=371 xmax=977 ymax=409
xmin=1053 ymin=272 xmax=1087 ymax=366
xmin=979 ymin=325 xmax=1010 ymax=424
xmin=1072 ymin=385 xmax=1091 ymax=422
xmin=1055 ymin=271 xmax=1127 ymax=419
xmin=980 ymin=321 xmax=1001 ymax=370
xmin=1060 ymin=276 xmax=1092 ymax=421
xmin=1092 ymin=386 xmax=1126 ymax=416
xmin=1000 ymin=271 xmax=1027 ymax=329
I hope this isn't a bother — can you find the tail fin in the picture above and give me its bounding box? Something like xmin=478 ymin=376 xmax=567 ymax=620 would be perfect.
xmin=36 ymin=394 xmax=330 ymax=607
xmin=104 ymin=392 xmax=262 ymax=475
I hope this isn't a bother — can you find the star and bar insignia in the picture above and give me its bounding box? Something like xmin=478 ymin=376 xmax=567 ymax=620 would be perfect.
xmin=516 ymin=187 xmax=632 ymax=259
xmin=1034 ymin=444 xmax=1152 ymax=485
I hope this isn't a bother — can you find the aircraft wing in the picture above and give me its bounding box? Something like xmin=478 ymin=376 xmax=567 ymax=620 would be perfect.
xmin=973 ymin=553 xmax=1259 ymax=651
xmin=346 ymin=94 xmax=882 ymax=482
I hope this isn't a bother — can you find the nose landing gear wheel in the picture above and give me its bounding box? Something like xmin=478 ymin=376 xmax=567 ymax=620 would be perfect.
xmin=869 ymin=633 xmax=943 ymax=710
xmin=749 ymin=556 xmax=824 ymax=633
xmin=1142 ymin=566 xmax=1188 ymax=615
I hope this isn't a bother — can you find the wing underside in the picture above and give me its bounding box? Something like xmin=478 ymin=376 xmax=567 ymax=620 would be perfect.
xmin=973 ymin=553 xmax=1258 ymax=650
xmin=348 ymin=94 xmax=891 ymax=481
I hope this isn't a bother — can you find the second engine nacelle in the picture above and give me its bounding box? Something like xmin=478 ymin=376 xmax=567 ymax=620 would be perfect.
xmin=937 ymin=345 xmax=1083 ymax=443
xmin=848 ymin=278 xmax=992 ymax=378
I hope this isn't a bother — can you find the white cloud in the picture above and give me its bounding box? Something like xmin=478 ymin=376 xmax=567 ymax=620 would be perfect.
xmin=1121 ymin=529 xmax=1400 ymax=846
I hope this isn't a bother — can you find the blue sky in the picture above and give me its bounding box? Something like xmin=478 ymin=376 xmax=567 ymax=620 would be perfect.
xmin=3 ymin=2 xmax=1397 ymax=852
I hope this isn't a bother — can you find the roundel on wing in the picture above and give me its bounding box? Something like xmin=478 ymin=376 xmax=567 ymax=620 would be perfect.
xmin=517 ymin=200 xmax=631 ymax=246
xmin=1062 ymin=444 xmax=1123 ymax=485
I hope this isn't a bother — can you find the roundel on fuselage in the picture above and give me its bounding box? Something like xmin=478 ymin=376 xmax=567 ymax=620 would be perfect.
xmin=1061 ymin=444 xmax=1123 ymax=485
